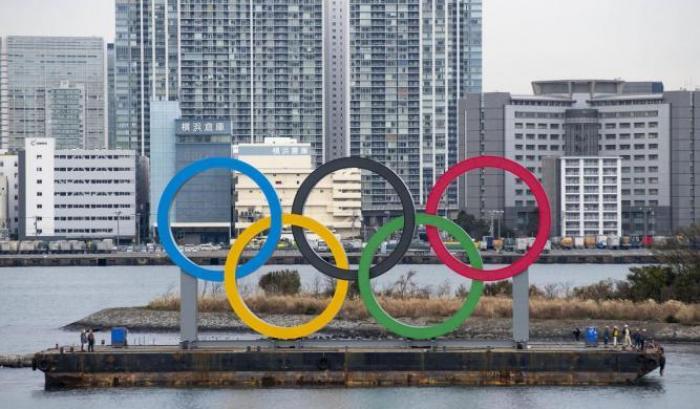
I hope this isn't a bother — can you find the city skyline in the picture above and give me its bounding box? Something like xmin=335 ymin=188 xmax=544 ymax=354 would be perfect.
xmin=0 ymin=0 xmax=698 ymax=94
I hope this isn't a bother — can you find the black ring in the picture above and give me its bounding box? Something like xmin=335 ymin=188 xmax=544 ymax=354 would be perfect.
xmin=291 ymin=156 xmax=416 ymax=280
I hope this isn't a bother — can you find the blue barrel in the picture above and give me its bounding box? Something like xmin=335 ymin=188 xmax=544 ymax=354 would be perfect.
xmin=111 ymin=327 xmax=128 ymax=347
xmin=584 ymin=327 xmax=598 ymax=347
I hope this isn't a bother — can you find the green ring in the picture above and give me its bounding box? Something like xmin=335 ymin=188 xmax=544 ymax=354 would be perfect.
xmin=358 ymin=213 xmax=484 ymax=340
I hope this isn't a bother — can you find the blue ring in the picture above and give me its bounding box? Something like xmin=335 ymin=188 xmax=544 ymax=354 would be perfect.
xmin=157 ymin=157 xmax=282 ymax=282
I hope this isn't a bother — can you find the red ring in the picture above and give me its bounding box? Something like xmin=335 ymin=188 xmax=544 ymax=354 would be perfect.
xmin=425 ymin=155 xmax=551 ymax=281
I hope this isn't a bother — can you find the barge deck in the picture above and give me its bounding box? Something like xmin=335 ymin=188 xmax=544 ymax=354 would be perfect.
xmin=33 ymin=341 xmax=662 ymax=388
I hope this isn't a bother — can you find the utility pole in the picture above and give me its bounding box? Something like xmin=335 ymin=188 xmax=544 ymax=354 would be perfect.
xmin=486 ymin=210 xmax=504 ymax=237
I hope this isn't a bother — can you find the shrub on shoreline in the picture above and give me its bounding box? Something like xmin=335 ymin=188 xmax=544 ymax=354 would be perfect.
xmin=146 ymin=292 xmax=700 ymax=325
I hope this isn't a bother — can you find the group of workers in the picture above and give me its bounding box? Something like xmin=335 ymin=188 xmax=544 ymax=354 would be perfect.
xmin=572 ymin=324 xmax=651 ymax=350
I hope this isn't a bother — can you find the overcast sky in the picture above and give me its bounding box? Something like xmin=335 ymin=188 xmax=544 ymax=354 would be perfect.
xmin=0 ymin=0 xmax=698 ymax=93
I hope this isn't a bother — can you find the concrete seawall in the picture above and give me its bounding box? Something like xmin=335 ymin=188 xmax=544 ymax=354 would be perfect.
xmin=34 ymin=344 xmax=662 ymax=388
xmin=0 ymin=249 xmax=660 ymax=267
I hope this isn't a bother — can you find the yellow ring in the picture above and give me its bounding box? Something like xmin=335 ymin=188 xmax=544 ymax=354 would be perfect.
xmin=224 ymin=213 xmax=349 ymax=339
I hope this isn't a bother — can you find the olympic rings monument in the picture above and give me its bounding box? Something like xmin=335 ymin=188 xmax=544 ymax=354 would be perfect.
xmin=33 ymin=155 xmax=663 ymax=388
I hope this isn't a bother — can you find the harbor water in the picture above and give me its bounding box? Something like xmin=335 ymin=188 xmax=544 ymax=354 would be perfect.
xmin=1 ymin=264 xmax=698 ymax=408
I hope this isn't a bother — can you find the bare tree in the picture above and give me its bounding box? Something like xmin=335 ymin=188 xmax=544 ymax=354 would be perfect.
xmin=436 ymin=280 xmax=452 ymax=299
xmin=393 ymin=270 xmax=417 ymax=299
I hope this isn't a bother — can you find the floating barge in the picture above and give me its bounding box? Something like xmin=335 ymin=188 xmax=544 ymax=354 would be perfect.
xmin=33 ymin=341 xmax=662 ymax=388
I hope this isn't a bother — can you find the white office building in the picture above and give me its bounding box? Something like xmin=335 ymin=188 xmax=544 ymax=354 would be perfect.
xmin=19 ymin=138 xmax=137 ymax=240
xmin=559 ymin=157 xmax=622 ymax=237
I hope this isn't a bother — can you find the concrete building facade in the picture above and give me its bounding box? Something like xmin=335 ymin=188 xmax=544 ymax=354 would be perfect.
xmin=349 ymin=0 xmax=482 ymax=218
xmin=170 ymin=119 xmax=233 ymax=244
xmin=461 ymin=80 xmax=700 ymax=236
xmin=45 ymin=81 xmax=86 ymax=149
xmin=234 ymin=138 xmax=361 ymax=239
xmin=0 ymin=36 xmax=105 ymax=150
xmin=18 ymin=138 xmax=137 ymax=240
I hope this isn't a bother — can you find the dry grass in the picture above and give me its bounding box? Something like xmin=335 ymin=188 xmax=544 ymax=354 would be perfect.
xmin=146 ymin=293 xmax=700 ymax=324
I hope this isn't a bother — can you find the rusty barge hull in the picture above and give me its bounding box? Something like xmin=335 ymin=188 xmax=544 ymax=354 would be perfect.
xmin=34 ymin=346 xmax=660 ymax=388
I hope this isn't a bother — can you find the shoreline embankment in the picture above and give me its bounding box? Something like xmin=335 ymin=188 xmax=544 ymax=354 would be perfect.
xmin=65 ymin=307 xmax=700 ymax=343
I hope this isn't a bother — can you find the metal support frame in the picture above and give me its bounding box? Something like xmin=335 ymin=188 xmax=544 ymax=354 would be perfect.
xmin=512 ymin=268 xmax=530 ymax=346
xmin=178 ymin=269 xmax=530 ymax=349
xmin=180 ymin=270 xmax=198 ymax=348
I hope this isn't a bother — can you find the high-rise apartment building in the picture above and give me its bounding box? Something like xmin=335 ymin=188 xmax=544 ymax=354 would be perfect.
xmin=0 ymin=36 xmax=105 ymax=150
xmin=114 ymin=0 xmax=325 ymax=165
xmin=462 ymin=80 xmax=700 ymax=236
xmin=349 ymin=0 xmax=482 ymax=219
xmin=114 ymin=0 xmax=179 ymax=155
xmin=107 ymin=43 xmax=117 ymax=149
xmin=324 ymin=0 xmax=350 ymax=161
